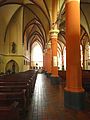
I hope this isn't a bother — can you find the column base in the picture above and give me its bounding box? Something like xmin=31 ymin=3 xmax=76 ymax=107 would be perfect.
xmin=64 ymin=90 xmax=85 ymax=110
xmin=47 ymin=73 xmax=52 ymax=78
xmin=44 ymin=71 xmax=48 ymax=75
xmin=50 ymin=75 xmax=60 ymax=85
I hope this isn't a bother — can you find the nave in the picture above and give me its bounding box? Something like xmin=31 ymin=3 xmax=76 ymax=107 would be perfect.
xmin=26 ymin=73 xmax=90 ymax=120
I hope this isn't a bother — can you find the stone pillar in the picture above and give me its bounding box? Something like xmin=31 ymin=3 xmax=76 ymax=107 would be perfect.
xmin=64 ymin=0 xmax=85 ymax=110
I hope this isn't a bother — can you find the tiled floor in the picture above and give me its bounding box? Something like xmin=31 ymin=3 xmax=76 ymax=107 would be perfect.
xmin=26 ymin=73 xmax=90 ymax=120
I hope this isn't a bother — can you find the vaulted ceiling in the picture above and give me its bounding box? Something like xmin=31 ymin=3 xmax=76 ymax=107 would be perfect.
xmin=0 ymin=0 xmax=90 ymax=50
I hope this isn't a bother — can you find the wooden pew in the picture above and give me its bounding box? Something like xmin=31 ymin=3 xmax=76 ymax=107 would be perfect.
xmin=0 ymin=90 xmax=26 ymax=110
xmin=0 ymin=101 xmax=19 ymax=120
xmin=0 ymin=85 xmax=30 ymax=107
xmin=0 ymin=70 xmax=37 ymax=119
xmin=0 ymin=81 xmax=32 ymax=97
xmin=0 ymin=69 xmax=37 ymax=81
xmin=58 ymin=70 xmax=90 ymax=92
xmin=0 ymin=72 xmax=37 ymax=95
xmin=0 ymin=69 xmax=37 ymax=93
xmin=82 ymin=70 xmax=90 ymax=92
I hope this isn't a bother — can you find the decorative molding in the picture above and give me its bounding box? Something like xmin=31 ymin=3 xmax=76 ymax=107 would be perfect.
xmin=0 ymin=54 xmax=30 ymax=61
xmin=49 ymin=29 xmax=59 ymax=38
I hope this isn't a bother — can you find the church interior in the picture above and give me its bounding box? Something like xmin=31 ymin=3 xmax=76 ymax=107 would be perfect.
xmin=0 ymin=0 xmax=90 ymax=120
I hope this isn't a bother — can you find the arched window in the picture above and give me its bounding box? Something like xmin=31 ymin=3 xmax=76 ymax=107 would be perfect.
xmin=80 ymin=45 xmax=83 ymax=68
xmin=31 ymin=42 xmax=43 ymax=68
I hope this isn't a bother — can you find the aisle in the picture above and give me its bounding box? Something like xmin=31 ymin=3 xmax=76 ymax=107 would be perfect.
xmin=26 ymin=73 xmax=90 ymax=120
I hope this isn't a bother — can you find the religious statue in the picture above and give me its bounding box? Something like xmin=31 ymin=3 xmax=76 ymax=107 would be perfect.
xmin=12 ymin=42 xmax=16 ymax=53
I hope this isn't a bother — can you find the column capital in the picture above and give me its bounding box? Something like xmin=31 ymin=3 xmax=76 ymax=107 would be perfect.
xmin=49 ymin=29 xmax=59 ymax=39
xmin=65 ymin=0 xmax=80 ymax=4
xmin=47 ymin=41 xmax=51 ymax=49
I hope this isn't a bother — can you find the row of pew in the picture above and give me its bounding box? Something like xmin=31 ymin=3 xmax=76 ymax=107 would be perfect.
xmin=0 ymin=69 xmax=38 ymax=120
xmin=58 ymin=70 xmax=90 ymax=92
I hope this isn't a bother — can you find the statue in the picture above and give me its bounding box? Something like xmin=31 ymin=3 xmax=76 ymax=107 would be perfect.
xmin=12 ymin=42 xmax=16 ymax=53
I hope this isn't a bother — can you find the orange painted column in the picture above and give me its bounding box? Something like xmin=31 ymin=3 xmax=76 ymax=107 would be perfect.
xmin=50 ymin=29 xmax=59 ymax=77
xmin=64 ymin=0 xmax=85 ymax=110
xmin=50 ymin=0 xmax=60 ymax=83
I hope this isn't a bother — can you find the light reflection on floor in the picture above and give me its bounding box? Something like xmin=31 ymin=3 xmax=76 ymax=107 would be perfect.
xmin=26 ymin=73 xmax=90 ymax=120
